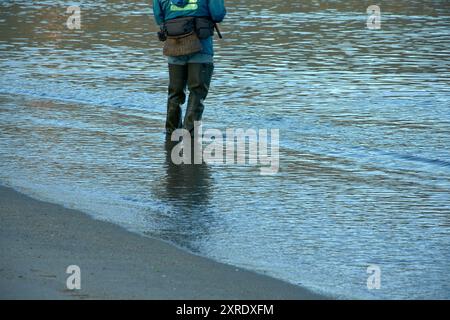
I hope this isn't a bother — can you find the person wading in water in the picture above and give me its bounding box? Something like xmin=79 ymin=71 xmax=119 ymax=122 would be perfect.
xmin=153 ymin=0 xmax=226 ymax=136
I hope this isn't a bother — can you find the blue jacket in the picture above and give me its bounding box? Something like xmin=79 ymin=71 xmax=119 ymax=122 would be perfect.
xmin=153 ymin=0 xmax=226 ymax=56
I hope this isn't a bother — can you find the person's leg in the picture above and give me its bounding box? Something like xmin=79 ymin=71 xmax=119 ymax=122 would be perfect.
xmin=183 ymin=63 xmax=214 ymax=133
xmin=166 ymin=63 xmax=188 ymax=134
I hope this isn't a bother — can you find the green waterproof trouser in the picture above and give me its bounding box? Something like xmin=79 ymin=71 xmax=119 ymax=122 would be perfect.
xmin=166 ymin=63 xmax=214 ymax=134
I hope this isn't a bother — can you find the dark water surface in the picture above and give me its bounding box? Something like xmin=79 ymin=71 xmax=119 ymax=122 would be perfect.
xmin=1 ymin=1 xmax=449 ymax=298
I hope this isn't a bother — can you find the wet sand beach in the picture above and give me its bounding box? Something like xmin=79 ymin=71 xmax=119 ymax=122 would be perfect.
xmin=0 ymin=186 xmax=325 ymax=299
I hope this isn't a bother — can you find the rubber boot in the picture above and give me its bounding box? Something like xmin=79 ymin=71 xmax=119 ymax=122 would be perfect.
xmin=166 ymin=64 xmax=188 ymax=135
xmin=183 ymin=63 xmax=214 ymax=134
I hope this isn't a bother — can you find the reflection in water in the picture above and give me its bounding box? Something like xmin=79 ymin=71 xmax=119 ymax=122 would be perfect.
xmin=0 ymin=0 xmax=449 ymax=299
xmin=163 ymin=138 xmax=211 ymax=211
xmin=151 ymin=137 xmax=213 ymax=251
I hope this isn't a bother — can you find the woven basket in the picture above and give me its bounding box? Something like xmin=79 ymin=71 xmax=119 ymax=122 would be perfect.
xmin=163 ymin=31 xmax=202 ymax=57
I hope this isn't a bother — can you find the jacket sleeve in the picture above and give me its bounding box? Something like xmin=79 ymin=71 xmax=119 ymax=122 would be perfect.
xmin=208 ymin=0 xmax=226 ymax=23
xmin=152 ymin=0 xmax=164 ymax=25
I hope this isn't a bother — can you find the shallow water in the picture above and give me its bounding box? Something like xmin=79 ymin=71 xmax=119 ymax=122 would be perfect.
xmin=1 ymin=0 xmax=449 ymax=299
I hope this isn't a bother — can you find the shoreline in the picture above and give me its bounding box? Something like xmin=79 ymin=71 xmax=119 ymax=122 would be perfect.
xmin=0 ymin=185 xmax=327 ymax=299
